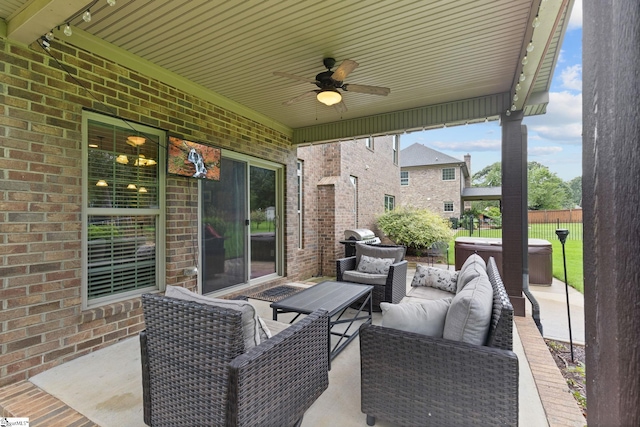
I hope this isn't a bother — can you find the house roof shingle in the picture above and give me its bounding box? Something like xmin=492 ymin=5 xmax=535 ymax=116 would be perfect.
xmin=400 ymin=143 xmax=465 ymax=167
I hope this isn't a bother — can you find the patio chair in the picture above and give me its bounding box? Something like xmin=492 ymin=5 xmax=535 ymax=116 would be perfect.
xmin=140 ymin=293 xmax=330 ymax=427
xmin=336 ymin=243 xmax=407 ymax=311
xmin=426 ymin=241 xmax=449 ymax=269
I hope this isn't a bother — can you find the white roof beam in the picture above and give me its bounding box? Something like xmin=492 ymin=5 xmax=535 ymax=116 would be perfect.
xmin=7 ymin=0 xmax=88 ymax=45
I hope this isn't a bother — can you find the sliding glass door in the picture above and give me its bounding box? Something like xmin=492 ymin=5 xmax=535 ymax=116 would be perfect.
xmin=201 ymin=154 xmax=281 ymax=294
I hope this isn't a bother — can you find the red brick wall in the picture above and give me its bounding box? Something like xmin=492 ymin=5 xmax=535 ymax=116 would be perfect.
xmin=0 ymin=36 xmax=299 ymax=385
xmin=298 ymin=136 xmax=400 ymax=275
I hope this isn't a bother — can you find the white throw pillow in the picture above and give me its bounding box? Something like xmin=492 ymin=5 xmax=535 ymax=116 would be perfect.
xmin=380 ymin=298 xmax=453 ymax=338
xmin=411 ymin=264 xmax=458 ymax=294
xmin=357 ymin=254 xmax=395 ymax=274
xmin=443 ymin=275 xmax=493 ymax=345
xmin=164 ymin=285 xmax=271 ymax=350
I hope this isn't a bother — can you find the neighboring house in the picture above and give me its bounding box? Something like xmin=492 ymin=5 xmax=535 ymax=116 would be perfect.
xmin=399 ymin=143 xmax=471 ymax=219
xmin=297 ymin=135 xmax=401 ymax=275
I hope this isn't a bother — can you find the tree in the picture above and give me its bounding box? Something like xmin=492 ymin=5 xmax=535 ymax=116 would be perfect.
xmin=471 ymin=161 xmax=574 ymax=210
xmin=567 ymin=176 xmax=582 ymax=207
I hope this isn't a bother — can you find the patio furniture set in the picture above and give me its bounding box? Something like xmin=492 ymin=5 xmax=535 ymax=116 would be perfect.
xmin=140 ymin=243 xmax=517 ymax=426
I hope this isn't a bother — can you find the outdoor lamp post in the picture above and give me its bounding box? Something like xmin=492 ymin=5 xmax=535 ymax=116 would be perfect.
xmin=555 ymin=228 xmax=574 ymax=362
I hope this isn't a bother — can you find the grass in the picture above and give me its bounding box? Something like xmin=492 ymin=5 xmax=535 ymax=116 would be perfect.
xmin=447 ymin=224 xmax=584 ymax=293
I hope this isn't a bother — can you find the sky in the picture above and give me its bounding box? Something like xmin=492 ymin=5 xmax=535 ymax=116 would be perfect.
xmin=400 ymin=1 xmax=583 ymax=182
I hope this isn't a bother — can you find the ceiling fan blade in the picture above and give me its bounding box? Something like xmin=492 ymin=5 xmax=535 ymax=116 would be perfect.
xmin=331 ymin=59 xmax=359 ymax=81
xmin=343 ymin=83 xmax=390 ymax=96
xmin=283 ymin=90 xmax=318 ymax=106
xmin=333 ymin=100 xmax=348 ymax=114
xmin=273 ymin=71 xmax=317 ymax=84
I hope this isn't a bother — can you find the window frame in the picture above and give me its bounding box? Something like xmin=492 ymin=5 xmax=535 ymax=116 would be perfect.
xmin=400 ymin=170 xmax=409 ymax=186
xmin=82 ymin=111 xmax=166 ymax=309
xmin=444 ymin=201 xmax=454 ymax=212
xmin=297 ymin=159 xmax=303 ymax=249
xmin=392 ymin=135 xmax=399 ymax=165
xmin=385 ymin=194 xmax=395 ymax=211
xmin=365 ymin=137 xmax=373 ymax=151
xmin=442 ymin=167 xmax=456 ymax=181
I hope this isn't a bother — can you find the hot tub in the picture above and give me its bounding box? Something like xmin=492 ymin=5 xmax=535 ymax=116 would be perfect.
xmin=454 ymin=237 xmax=553 ymax=285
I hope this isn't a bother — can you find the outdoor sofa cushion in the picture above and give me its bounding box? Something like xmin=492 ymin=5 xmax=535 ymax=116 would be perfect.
xmin=411 ymin=264 xmax=458 ymax=293
xmin=456 ymin=253 xmax=487 ymax=293
xmin=380 ymin=298 xmax=452 ymax=338
xmin=165 ymin=285 xmax=271 ymax=350
xmin=355 ymin=243 xmax=404 ymax=268
xmin=357 ymin=254 xmax=395 ymax=274
xmin=403 ymin=285 xmax=454 ymax=303
xmin=443 ymin=274 xmax=493 ymax=345
xmin=342 ymin=270 xmax=387 ymax=286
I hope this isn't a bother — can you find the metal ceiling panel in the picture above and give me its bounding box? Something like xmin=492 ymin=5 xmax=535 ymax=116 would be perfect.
xmin=1 ymin=0 xmax=572 ymax=139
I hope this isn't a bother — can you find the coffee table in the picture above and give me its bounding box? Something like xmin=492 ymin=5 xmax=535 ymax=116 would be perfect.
xmin=271 ymin=281 xmax=373 ymax=361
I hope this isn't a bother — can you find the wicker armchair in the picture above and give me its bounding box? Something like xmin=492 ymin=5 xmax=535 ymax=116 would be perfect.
xmin=359 ymin=257 xmax=519 ymax=426
xmin=336 ymin=244 xmax=407 ymax=311
xmin=140 ymin=293 xmax=329 ymax=427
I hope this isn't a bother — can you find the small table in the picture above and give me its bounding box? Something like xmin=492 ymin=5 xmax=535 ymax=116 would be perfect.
xmin=271 ymin=281 xmax=373 ymax=361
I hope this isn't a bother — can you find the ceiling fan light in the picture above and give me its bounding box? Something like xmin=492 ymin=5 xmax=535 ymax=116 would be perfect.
xmin=127 ymin=136 xmax=146 ymax=146
xmin=317 ymin=90 xmax=342 ymax=106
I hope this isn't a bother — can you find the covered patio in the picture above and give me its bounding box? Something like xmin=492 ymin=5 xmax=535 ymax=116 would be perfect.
xmin=2 ymin=0 xmax=639 ymax=425
xmin=0 ymin=266 xmax=585 ymax=426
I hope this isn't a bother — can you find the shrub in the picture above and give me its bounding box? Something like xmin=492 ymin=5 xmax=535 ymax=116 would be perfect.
xmin=376 ymin=207 xmax=453 ymax=250
xmin=88 ymin=224 xmax=121 ymax=240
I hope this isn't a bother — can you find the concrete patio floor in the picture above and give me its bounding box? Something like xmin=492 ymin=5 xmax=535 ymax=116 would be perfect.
xmin=1 ymin=265 xmax=586 ymax=426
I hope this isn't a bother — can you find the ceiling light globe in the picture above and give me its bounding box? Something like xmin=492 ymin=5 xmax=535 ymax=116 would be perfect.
xmin=317 ymin=90 xmax=342 ymax=106
xmin=107 ymin=0 xmax=116 ymax=6
xmin=64 ymin=24 xmax=72 ymax=36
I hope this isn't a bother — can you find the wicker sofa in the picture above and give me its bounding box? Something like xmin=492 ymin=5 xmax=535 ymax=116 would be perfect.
xmin=359 ymin=256 xmax=519 ymax=426
xmin=140 ymin=290 xmax=329 ymax=427
xmin=336 ymin=243 xmax=407 ymax=311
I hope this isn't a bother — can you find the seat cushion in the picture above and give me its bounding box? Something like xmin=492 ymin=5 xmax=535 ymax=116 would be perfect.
xmin=342 ymin=270 xmax=387 ymax=285
xmin=165 ymin=285 xmax=270 ymax=350
xmin=380 ymin=298 xmax=453 ymax=338
xmin=411 ymin=264 xmax=458 ymax=293
xmin=456 ymin=253 xmax=487 ymax=293
xmin=443 ymin=275 xmax=493 ymax=345
xmin=355 ymin=243 xmax=404 ymax=268
xmin=357 ymin=254 xmax=395 ymax=274
xmin=405 ymin=285 xmax=455 ymax=301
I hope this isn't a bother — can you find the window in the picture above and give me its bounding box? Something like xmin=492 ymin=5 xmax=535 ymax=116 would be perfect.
xmin=385 ymin=195 xmax=395 ymax=211
xmin=392 ymin=135 xmax=399 ymax=165
xmin=442 ymin=167 xmax=455 ymax=180
xmin=297 ymin=160 xmax=303 ymax=249
xmin=365 ymin=137 xmax=373 ymax=150
xmin=350 ymin=176 xmax=358 ymax=226
xmin=400 ymin=171 xmax=409 ymax=186
xmin=83 ymin=112 xmax=165 ymax=308
xmin=444 ymin=202 xmax=454 ymax=212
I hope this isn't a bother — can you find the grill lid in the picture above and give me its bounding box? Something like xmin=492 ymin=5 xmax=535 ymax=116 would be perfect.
xmin=344 ymin=228 xmax=376 ymax=241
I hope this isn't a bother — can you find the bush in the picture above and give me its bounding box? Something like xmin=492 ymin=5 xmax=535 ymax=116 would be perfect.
xmin=88 ymin=224 xmax=121 ymax=240
xmin=376 ymin=207 xmax=453 ymax=250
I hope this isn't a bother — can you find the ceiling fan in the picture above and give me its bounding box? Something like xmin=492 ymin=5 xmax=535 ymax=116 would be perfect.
xmin=273 ymin=58 xmax=391 ymax=113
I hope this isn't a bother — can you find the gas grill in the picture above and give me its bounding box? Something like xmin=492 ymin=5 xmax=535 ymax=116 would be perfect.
xmin=340 ymin=228 xmax=382 ymax=257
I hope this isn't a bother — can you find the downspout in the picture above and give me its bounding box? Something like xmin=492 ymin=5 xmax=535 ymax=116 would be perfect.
xmin=523 ymin=273 xmax=543 ymax=335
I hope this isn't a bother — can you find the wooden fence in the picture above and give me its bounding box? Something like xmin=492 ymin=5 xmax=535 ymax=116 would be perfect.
xmin=528 ymin=209 xmax=583 ymax=223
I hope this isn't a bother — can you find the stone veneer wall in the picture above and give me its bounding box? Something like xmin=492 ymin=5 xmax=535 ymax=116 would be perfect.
xmin=0 ymin=36 xmax=300 ymax=386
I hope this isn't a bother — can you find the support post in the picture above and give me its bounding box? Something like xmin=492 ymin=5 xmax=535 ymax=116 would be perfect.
xmin=500 ymin=111 xmax=526 ymax=316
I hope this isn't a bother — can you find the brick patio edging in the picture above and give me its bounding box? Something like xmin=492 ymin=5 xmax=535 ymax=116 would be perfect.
xmin=515 ymin=316 xmax=586 ymax=427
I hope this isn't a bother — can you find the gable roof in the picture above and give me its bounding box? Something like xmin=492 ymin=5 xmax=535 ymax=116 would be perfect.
xmin=400 ymin=143 xmax=465 ymax=168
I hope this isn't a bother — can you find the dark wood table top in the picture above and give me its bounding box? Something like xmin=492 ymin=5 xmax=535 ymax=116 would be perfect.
xmin=270 ymin=281 xmax=373 ymax=316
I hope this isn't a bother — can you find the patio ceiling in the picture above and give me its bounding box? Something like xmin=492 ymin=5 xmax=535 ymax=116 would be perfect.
xmin=1 ymin=0 xmax=573 ymax=143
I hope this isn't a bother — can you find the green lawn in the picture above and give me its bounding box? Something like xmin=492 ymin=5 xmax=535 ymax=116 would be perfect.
xmin=447 ymin=225 xmax=584 ymax=293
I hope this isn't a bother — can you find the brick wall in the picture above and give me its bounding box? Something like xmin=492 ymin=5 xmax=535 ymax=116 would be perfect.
xmin=0 ymin=35 xmax=300 ymax=385
xmin=298 ymin=136 xmax=400 ymax=275
xmin=400 ymin=164 xmax=464 ymax=218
